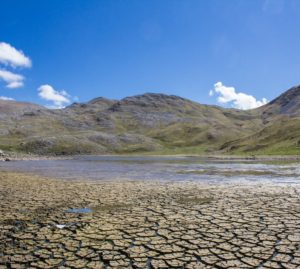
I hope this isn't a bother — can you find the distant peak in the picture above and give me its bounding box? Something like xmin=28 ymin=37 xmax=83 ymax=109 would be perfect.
xmin=88 ymin=97 xmax=114 ymax=105
xmin=121 ymin=92 xmax=187 ymax=102
xmin=268 ymin=84 xmax=300 ymax=105
xmin=260 ymin=84 xmax=300 ymax=118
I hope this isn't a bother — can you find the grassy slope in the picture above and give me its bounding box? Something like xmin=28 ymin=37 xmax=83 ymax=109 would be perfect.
xmin=220 ymin=116 xmax=300 ymax=155
xmin=218 ymin=85 xmax=300 ymax=155
xmin=1 ymin=89 xmax=300 ymax=156
xmin=0 ymin=95 xmax=265 ymax=155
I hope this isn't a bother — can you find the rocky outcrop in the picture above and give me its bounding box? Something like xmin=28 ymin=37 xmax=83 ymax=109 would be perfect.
xmin=0 ymin=149 xmax=11 ymax=161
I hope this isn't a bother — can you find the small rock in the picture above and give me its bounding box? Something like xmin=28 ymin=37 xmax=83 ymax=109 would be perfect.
xmin=55 ymin=224 xmax=66 ymax=229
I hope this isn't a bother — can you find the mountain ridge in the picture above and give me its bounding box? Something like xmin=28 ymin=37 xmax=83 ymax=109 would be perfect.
xmin=0 ymin=85 xmax=300 ymax=155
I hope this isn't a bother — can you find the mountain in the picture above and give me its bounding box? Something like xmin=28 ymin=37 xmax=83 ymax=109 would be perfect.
xmin=0 ymin=86 xmax=300 ymax=156
xmin=261 ymin=84 xmax=300 ymax=117
xmin=220 ymin=85 xmax=300 ymax=155
xmin=0 ymin=100 xmax=45 ymax=117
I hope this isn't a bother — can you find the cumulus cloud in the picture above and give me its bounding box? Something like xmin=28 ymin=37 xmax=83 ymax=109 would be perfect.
xmin=0 ymin=42 xmax=31 ymax=68
xmin=0 ymin=69 xmax=24 ymax=88
xmin=0 ymin=96 xmax=14 ymax=101
xmin=210 ymin=82 xmax=268 ymax=110
xmin=38 ymin=84 xmax=71 ymax=109
xmin=0 ymin=42 xmax=31 ymax=89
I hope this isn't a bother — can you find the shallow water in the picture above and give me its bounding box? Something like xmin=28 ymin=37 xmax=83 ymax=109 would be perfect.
xmin=1 ymin=155 xmax=300 ymax=185
xmin=66 ymin=207 xmax=93 ymax=214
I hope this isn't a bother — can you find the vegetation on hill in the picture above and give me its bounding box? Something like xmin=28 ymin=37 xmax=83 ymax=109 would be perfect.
xmin=1 ymin=85 xmax=300 ymax=156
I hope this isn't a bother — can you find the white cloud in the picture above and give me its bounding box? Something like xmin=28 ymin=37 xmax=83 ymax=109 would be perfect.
xmin=0 ymin=69 xmax=24 ymax=88
xmin=38 ymin=84 xmax=71 ymax=109
xmin=6 ymin=81 xmax=23 ymax=89
xmin=0 ymin=42 xmax=31 ymax=89
xmin=0 ymin=96 xmax=14 ymax=101
xmin=210 ymin=82 xmax=268 ymax=110
xmin=0 ymin=42 xmax=31 ymax=68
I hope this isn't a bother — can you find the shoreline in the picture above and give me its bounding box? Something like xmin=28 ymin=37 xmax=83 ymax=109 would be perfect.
xmin=2 ymin=152 xmax=300 ymax=162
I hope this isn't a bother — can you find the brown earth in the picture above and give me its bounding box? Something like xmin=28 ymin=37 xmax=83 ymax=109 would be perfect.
xmin=1 ymin=171 xmax=300 ymax=268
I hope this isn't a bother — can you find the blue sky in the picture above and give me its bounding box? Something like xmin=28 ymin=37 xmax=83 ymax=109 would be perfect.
xmin=1 ymin=0 xmax=300 ymax=108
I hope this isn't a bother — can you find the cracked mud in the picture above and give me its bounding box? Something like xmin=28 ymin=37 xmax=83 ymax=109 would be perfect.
xmin=0 ymin=171 xmax=300 ymax=268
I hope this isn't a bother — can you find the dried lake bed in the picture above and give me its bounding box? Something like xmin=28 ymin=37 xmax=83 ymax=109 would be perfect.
xmin=0 ymin=156 xmax=300 ymax=268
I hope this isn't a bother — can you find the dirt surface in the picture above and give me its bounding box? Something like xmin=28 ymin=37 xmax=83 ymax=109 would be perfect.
xmin=0 ymin=171 xmax=300 ymax=268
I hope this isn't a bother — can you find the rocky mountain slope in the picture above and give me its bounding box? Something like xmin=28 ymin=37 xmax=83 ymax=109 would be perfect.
xmin=1 ymin=85 xmax=300 ymax=155
xmin=220 ymin=84 xmax=300 ymax=155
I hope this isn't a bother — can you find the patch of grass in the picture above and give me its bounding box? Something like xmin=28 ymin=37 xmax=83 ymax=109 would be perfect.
xmin=223 ymin=117 xmax=300 ymax=156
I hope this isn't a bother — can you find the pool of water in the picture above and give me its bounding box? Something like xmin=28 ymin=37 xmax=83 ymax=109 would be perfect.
xmin=1 ymin=155 xmax=300 ymax=185
xmin=66 ymin=207 xmax=93 ymax=214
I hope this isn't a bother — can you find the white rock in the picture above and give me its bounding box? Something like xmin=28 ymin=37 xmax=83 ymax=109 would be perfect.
xmin=55 ymin=224 xmax=66 ymax=229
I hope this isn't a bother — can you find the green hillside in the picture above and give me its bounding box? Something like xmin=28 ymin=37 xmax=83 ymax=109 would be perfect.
xmin=1 ymin=85 xmax=300 ymax=156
